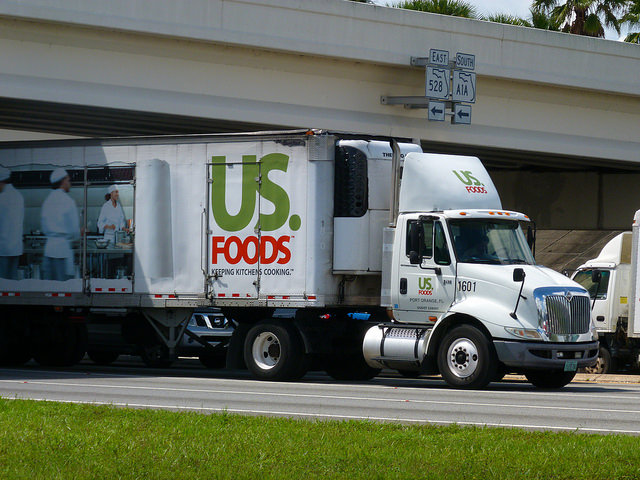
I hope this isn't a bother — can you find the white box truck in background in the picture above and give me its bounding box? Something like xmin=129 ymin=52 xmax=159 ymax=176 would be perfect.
xmin=572 ymin=210 xmax=640 ymax=373
xmin=0 ymin=131 xmax=598 ymax=388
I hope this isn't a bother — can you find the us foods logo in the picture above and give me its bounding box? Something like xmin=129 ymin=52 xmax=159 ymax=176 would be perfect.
xmin=210 ymin=153 xmax=301 ymax=265
xmin=418 ymin=277 xmax=434 ymax=296
xmin=453 ymin=170 xmax=487 ymax=194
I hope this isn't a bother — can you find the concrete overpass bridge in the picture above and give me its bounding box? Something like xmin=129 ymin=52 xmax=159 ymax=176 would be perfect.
xmin=1 ymin=0 xmax=639 ymax=269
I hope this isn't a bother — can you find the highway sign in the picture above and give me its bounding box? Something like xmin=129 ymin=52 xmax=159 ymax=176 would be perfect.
xmin=426 ymin=66 xmax=450 ymax=100
xmin=452 ymin=104 xmax=472 ymax=124
xmin=428 ymin=101 xmax=445 ymax=122
xmin=455 ymin=52 xmax=475 ymax=70
xmin=429 ymin=49 xmax=449 ymax=66
xmin=452 ymin=70 xmax=476 ymax=103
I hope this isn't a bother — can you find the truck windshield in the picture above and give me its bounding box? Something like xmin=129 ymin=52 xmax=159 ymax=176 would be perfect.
xmin=449 ymin=219 xmax=535 ymax=265
xmin=573 ymin=269 xmax=610 ymax=300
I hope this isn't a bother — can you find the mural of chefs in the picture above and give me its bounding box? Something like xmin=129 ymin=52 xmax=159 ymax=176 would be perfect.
xmin=0 ymin=167 xmax=24 ymax=280
xmin=41 ymin=168 xmax=81 ymax=281
xmin=97 ymin=185 xmax=126 ymax=245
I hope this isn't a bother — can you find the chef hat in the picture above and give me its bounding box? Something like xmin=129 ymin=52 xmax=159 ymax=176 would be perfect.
xmin=0 ymin=166 xmax=10 ymax=182
xmin=50 ymin=168 xmax=69 ymax=184
xmin=108 ymin=184 xmax=118 ymax=194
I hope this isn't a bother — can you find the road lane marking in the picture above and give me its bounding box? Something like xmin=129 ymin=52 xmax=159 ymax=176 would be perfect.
xmin=3 ymin=396 xmax=639 ymax=435
xmin=3 ymin=368 xmax=640 ymax=399
xmin=3 ymin=379 xmax=640 ymax=415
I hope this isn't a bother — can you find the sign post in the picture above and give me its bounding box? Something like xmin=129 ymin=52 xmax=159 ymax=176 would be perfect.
xmin=382 ymin=49 xmax=477 ymax=126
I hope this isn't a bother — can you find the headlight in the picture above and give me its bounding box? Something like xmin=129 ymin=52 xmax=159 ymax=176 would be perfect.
xmin=505 ymin=326 xmax=543 ymax=340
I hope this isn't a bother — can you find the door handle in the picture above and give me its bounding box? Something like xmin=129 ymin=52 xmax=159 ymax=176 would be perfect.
xmin=400 ymin=278 xmax=407 ymax=295
xmin=596 ymin=316 xmax=605 ymax=322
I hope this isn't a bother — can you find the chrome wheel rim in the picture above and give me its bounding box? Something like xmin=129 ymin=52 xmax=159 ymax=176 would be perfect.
xmin=446 ymin=337 xmax=479 ymax=378
xmin=252 ymin=331 xmax=281 ymax=370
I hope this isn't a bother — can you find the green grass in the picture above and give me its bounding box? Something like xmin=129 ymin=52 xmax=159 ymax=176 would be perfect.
xmin=1 ymin=398 xmax=640 ymax=479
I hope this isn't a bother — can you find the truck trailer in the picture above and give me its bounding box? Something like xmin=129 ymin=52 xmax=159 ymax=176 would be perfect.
xmin=0 ymin=131 xmax=598 ymax=388
xmin=572 ymin=211 xmax=640 ymax=373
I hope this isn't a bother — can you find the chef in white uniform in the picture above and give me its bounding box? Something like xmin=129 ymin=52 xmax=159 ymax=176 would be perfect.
xmin=97 ymin=185 xmax=126 ymax=244
xmin=41 ymin=168 xmax=80 ymax=281
xmin=0 ymin=167 xmax=24 ymax=280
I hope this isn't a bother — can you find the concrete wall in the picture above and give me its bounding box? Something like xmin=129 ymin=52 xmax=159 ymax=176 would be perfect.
xmin=0 ymin=0 xmax=638 ymax=163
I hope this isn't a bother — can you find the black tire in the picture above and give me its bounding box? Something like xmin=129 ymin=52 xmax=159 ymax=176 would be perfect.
xmin=244 ymin=320 xmax=309 ymax=381
xmin=525 ymin=370 xmax=576 ymax=389
xmin=0 ymin=319 xmax=31 ymax=366
xmin=437 ymin=325 xmax=496 ymax=389
xmin=33 ymin=322 xmax=87 ymax=367
xmin=199 ymin=353 xmax=226 ymax=369
xmin=582 ymin=346 xmax=615 ymax=374
xmin=140 ymin=344 xmax=173 ymax=368
xmin=87 ymin=350 xmax=119 ymax=366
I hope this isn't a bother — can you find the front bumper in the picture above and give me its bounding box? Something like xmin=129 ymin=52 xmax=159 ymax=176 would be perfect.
xmin=493 ymin=339 xmax=599 ymax=370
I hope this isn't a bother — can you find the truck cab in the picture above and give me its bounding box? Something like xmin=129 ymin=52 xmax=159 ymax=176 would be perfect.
xmin=364 ymin=151 xmax=599 ymax=388
xmin=572 ymin=232 xmax=633 ymax=373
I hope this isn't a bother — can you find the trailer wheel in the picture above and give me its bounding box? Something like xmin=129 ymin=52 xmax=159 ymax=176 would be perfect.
xmin=582 ymin=346 xmax=615 ymax=374
xmin=140 ymin=344 xmax=173 ymax=368
xmin=33 ymin=322 xmax=87 ymax=367
xmin=87 ymin=350 xmax=119 ymax=366
xmin=0 ymin=319 xmax=31 ymax=366
xmin=525 ymin=370 xmax=576 ymax=389
xmin=244 ymin=321 xmax=308 ymax=381
xmin=437 ymin=325 xmax=496 ymax=389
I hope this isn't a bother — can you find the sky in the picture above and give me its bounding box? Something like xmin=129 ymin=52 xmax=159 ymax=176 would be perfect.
xmin=372 ymin=0 xmax=626 ymax=41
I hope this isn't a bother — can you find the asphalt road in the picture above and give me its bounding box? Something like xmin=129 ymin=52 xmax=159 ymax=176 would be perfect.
xmin=2 ymin=359 xmax=640 ymax=435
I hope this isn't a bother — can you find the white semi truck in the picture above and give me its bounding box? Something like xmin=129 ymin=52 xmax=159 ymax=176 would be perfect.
xmin=572 ymin=211 xmax=640 ymax=373
xmin=0 ymin=131 xmax=598 ymax=388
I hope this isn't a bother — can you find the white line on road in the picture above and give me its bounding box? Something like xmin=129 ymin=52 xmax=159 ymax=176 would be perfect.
xmin=3 ymin=379 xmax=640 ymax=415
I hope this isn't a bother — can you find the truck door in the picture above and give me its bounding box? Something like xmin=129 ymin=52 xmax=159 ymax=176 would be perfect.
xmin=573 ymin=268 xmax=612 ymax=331
xmin=207 ymin=153 xmax=261 ymax=299
xmin=395 ymin=217 xmax=456 ymax=324
xmin=85 ymin=166 xmax=135 ymax=294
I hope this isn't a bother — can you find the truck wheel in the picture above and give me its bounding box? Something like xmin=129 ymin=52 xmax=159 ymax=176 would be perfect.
xmin=140 ymin=344 xmax=173 ymax=368
xmin=0 ymin=320 xmax=31 ymax=366
xmin=87 ymin=350 xmax=119 ymax=366
xmin=582 ymin=347 xmax=615 ymax=374
xmin=244 ymin=321 xmax=309 ymax=381
xmin=33 ymin=323 xmax=87 ymax=367
xmin=437 ymin=325 xmax=496 ymax=389
xmin=525 ymin=370 xmax=576 ymax=389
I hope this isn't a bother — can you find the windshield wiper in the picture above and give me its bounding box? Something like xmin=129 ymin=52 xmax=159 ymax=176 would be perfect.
xmin=503 ymin=258 xmax=529 ymax=265
xmin=462 ymin=258 xmax=502 ymax=265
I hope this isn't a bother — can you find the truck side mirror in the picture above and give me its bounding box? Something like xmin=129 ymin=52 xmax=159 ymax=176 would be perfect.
xmin=513 ymin=268 xmax=525 ymax=283
xmin=409 ymin=250 xmax=421 ymax=265
xmin=591 ymin=270 xmax=602 ymax=284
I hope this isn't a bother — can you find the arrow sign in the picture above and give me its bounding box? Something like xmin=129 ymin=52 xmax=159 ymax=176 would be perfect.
xmin=428 ymin=101 xmax=446 ymax=122
xmin=452 ymin=104 xmax=472 ymax=125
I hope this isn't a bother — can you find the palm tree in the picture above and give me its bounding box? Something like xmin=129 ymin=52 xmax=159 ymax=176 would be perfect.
xmin=396 ymin=0 xmax=478 ymax=18
xmin=529 ymin=7 xmax=563 ymax=30
xmin=484 ymin=7 xmax=562 ymax=30
xmin=532 ymin=0 xmax=627 ymax=37
xmin=622 ymin=0 xmax=640 ymax=42
xmin=484 ymin=14 xmax=532 ymax=26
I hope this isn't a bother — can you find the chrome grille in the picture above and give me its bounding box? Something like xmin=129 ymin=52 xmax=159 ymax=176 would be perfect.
xmin=544 ymin=295 xmax=590 ymax=335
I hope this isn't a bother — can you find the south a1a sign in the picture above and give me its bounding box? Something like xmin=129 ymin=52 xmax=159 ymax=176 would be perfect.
xmin=452 ymin=70 xmax=476 ymax=103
